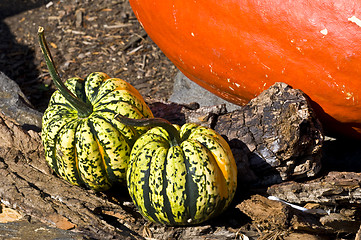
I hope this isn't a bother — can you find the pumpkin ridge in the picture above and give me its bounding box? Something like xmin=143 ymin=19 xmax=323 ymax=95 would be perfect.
xmin=105 ymin=90 xmax=150 ymax=116
xmin=94 ymin=96 xmax=143 ymax=116
xmin=51 ymin=102 xmax=79 ymax=112
xmin=84 ymin=72 xmax=110 ymax=103
xmin=90 ymin=78 xmax=142 ymax=104
xmin=95 ymin=100 xmax=144 ymax=119
xmin=91 ymin=88 xmax=122 ymax=106
xmin=72 ymin=122 xmax=87 ymax=188
xmin=95 ymin=91 xmax=152 ymax=119
xmin=54 ymin=120 xmax=84 ymax=186
xmin=126 ymin=144 xmax=136 ymax=208
xmin=105 ymin=78 xmax=148 ymax=106
xmin=92 ymin=114 xmax=131 ymax=183
xmin=87 ymin=118 xmax=113 ymax=185
xmin=162 ymin=147 xmax=176 ymax=225
xmin=182 ymin=139 xmax=219 ymax=222
xmin=50 ymin=142 xmax=60 ymax=176
xmin=148 ymin=146 xmax=170 ymax=223
xmin=42 ymin=111 xmax=75 ymax=140
xmin=134 ymin=146 xmax=159 ymax=223
xmin=65 ymin=77 xmax=88 ymax=104
xmin=73 ymin=146 xmax=86 ymax=188
xmin=75 ymin=120 xmax=111 ymax=191
xmin=179 ymin=123 xmax=199 ymax=141
xmin=43 ymin=115 xmax=76 ymax=169
xmin=93 ymin=113 xmax=136 ymax=148
xmin=181 ymin=140 xmax=200 ymax=222
xmin=132 ymin=132 xmax=170 ymax=157
xmin=189 ymin=128 xmax=237 ymax=199
xmin=201 ymin=146 xmax=226 ymax=219
xmin=48 ymin=91 xmax=80 ymax=111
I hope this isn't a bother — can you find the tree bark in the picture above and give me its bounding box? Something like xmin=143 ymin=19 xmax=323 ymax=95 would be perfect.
xmin=215 ymin=82 xmax=324 ymax=185
xmin=267 ymin=171 xmax=361 ymax=234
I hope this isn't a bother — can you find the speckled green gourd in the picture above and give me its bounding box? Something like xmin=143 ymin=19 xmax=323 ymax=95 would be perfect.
xmin=39 ymin=27 xmax=153 ymax=191
xmin=116 ymin=116 xmax=237 ymax=225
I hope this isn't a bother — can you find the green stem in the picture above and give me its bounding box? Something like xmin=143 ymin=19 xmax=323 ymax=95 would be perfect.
xmin=38 ymin=26 xmax=93 ymax=118
xmin=115 ymin=114 xmax=182 ymax=147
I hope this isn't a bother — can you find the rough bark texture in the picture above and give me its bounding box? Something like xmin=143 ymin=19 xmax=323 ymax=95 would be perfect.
xmin=267 ymin=171 xmax=361 ymax=205
xmin=215 ymin=82 xmax=324 ymax=185
xmin=237 ymin=195 xmax=330 ymax=232
xmin=236 ymin=195 xmax=343 ymax=240
xmin=267 ymin=171 xmax=361 ymax=234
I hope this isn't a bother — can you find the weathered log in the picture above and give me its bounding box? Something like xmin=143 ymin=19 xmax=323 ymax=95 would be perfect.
xmin=267 ymin=171 xmax=361 ymax=234
xmin=237 ymin=194 xmax=360 ymax=239
xmin=267 ymin=172 xmax=361 ymax=205
xmin=215 ymin=82 xmax=324 ymax=185
xmin=237 ymin=195 xmax=330 ymax=233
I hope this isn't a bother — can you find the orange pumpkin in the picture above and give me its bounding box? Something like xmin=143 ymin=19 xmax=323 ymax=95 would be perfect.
xmin=129 ymin=0 xmax=361 ymax=138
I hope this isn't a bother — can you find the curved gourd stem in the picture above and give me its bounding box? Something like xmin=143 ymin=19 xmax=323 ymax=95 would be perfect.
xmin=115 ymin=114 xmax=181 ymax=147
xmin=38 ymin=26 xmax=93 ymax=118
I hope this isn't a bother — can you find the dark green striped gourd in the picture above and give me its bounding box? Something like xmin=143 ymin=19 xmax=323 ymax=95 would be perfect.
xmin=39 ymin=27 xmax=153 ymax=191
xmin=115 ymin=116 xmax=237 ymax=225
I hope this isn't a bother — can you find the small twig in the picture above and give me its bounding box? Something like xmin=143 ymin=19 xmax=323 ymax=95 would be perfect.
xmin=122 ymin=29 xmax=147 ymax=51
xmin=127 ymin=45 xmax=143 ymax=55
xmin=103 ymin=23 xmax=133 ymax=29
xmin=268 ymin=196 xmax=329 ymax=215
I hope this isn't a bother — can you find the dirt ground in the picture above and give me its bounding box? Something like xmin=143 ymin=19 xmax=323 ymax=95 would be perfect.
xmin=1 ymin=0 xmax=178 ymax=112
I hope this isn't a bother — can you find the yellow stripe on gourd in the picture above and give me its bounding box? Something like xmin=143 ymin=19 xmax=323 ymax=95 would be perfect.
xmin=166 ymin=146 xmax=187 ymax=223
xmin=95 ymin=138 xmax=106 ymax=171
xmin=182 ymin=139 xmax=222 ymax=218
xmin=187 ymin=125 xmax=237 ymax=199
xmin=129 ymin=143 xmax=155 ymax=221
xmin=147 ymin=143 xmax=169 ymax=223
xmin=55 ymin=122 xmax=80 ymax=186
xmin=76 ymin=121 xmax=111 ymax=191
xmin=92 ymin=116 xmax=130 ymax=180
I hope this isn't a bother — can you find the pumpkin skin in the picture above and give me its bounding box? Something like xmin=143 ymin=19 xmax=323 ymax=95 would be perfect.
xmin=129 ymin=0 xmax=361 ymax=137
xmin=127 ymin=123 xmax=237 ymax=225
xmin=42 ymin=72 xmax=153 ymax=191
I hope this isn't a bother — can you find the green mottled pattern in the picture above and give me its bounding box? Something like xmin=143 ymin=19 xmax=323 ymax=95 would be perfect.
xmin=55 ymin=120 xmax=82 ymax=185
xmin=42 ymin=72 xmax=153 ymax=191
xmin=183 ymin=123 xmax=238 ymax=209
xmin=127 ymin=123 xmax=237 ymax=225
xmin=181 ymin=140 xmax=222 ymax=221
